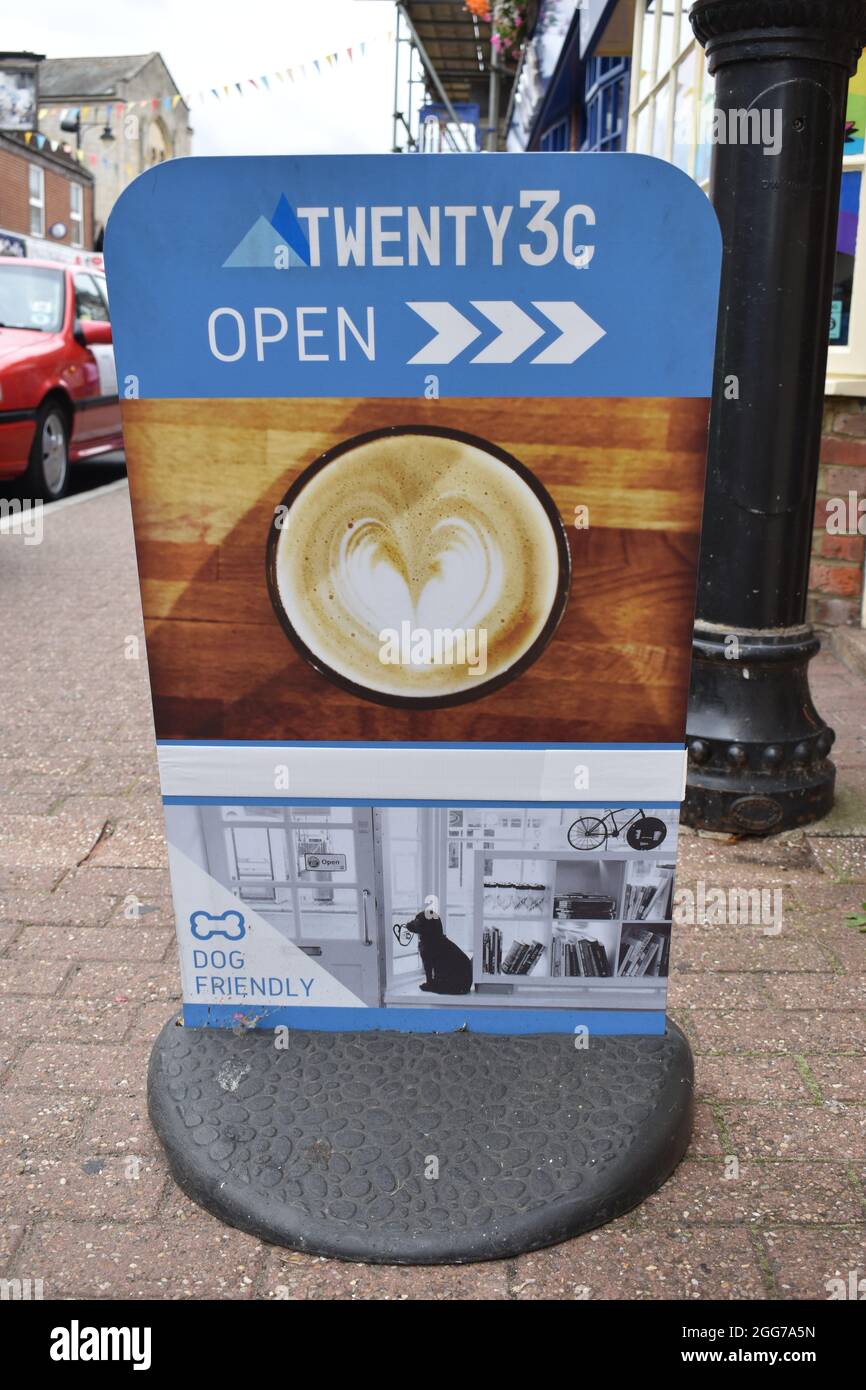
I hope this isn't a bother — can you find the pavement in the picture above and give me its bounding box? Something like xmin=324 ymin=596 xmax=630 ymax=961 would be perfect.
xmin=0 ymin=482 xmax=864 ymax=1301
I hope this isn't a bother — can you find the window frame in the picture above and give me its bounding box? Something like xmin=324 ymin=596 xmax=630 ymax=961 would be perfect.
xmin=582 ymin=54 xmax=631 ymax=153
xmin=627 ymin=0 xmax=866 ymax=396
xmin=28 ymin=163 xmax=45 ymax=237
xmin=69 ymin=181 xmax=84 ymax=248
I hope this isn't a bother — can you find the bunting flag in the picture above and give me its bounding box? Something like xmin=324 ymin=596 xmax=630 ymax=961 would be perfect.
xmin=33 ymin=31 xmax=391 ymax=124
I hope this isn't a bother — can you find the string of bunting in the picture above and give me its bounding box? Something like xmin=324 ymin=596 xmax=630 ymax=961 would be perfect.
xmin=33 ymin=30 xmax=392 ymax=137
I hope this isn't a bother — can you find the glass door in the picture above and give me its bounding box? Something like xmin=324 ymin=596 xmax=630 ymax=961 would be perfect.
xmin=200 ymin=805 xmax=382 ymax=1006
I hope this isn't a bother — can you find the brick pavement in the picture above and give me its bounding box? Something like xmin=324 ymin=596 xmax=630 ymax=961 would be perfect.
xmin=0 ymin=483 xmax=864 ymax=1300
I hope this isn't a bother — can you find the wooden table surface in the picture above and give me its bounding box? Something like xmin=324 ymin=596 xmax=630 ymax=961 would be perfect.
xmin=121 ymin=396 xmax=708 ymax=743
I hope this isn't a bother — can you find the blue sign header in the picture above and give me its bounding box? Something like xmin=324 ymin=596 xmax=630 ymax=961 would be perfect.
xmin=105 ymin=153 xmax=720 ymax=398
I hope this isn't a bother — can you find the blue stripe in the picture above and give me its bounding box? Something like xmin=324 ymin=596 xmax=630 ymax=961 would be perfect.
xmin=157 ymin=739 xmax=684 ymax=750
xmin=164 ymin=796 xmax=682 ymax=809
xmin=182 ymin=1003 xmax=666 ymax=1036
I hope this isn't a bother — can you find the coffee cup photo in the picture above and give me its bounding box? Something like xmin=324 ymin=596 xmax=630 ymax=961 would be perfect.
xmin=119 ymin=393 xmax=709 ymax=744
xmin=266 ymin=425 xmax=572 ymax=709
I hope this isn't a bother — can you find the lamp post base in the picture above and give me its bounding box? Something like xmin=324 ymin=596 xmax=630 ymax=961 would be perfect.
xmin=684 ymin=623 xmax=836 ymax=835
xmin=149 ymin=1017 xmax=694 ymax=1265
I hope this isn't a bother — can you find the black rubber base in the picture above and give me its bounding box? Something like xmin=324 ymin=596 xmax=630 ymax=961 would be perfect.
xmin=148 ymin=1018 xmax=694 ymax=1265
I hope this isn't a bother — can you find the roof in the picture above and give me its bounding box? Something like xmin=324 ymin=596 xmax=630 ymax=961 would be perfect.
xmin=39 ymin=54 xmax=156 ymax=97
xmin=401 ymin=2 xmax=493 ymax=104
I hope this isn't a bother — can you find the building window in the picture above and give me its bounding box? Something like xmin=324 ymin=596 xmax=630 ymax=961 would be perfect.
xmin=583 ymin=55 xmax=630 ymax=153
xmin=28 ymin=164 xmax=44 ymax=237
xmin=828 ymin=58 xmax=866 ymax=390
xmin=540 ymin=118 xmax=569 ymax=152
xmin=69 ymin=182 xmax=83 ymax=248
xmin=628 ymin=3 xmax=866 ymax=393
xmin=629 ymin=1 xmax=713 ymax=181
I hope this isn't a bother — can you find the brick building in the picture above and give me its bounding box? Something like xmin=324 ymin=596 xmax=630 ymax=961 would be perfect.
xmin=0 ymin=129 xmax=94 ymax=253
xmin=38 ymin=53 xmax=192 ymax=245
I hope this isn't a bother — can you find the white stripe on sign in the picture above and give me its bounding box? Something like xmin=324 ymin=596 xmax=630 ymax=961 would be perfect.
xmin=157 ymin=744 xmax=687 ymax=804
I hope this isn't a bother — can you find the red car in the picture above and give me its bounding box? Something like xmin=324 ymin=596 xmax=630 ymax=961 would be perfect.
xmin=0 ymin=256 xmax=122 ymax=501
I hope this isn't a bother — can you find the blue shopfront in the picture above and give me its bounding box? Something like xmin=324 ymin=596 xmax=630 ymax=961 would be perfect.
xmin=507 ymin=0 xmax=634 ymax=154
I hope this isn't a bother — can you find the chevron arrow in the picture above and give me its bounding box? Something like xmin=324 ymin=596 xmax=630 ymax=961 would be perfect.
xmin=531 ymin=301 xmax=606 ymax=364
xmin=406 ymin=300 xmax=605 ymax=367
xmin=469 ymin=301 xmax=546 ymax=364
xmin=406 ymin=302 xmax=481 ymax=364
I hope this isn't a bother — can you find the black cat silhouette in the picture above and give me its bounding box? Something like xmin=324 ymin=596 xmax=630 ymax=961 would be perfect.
xmin=403 ymin=910 xmax=473 ymax=995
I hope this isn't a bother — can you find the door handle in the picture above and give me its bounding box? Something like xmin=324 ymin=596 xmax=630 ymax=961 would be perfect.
xmin=300 ymin=945 xmax=322 ymax=957
xmin=362 ymin=889 xmax=372 ymax=946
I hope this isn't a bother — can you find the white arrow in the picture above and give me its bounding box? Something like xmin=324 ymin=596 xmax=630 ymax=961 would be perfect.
xmin=406 ymin=302 xmax=481 ymax=364
xmin=531 ymin=301 xmax=606 ymax=365
xmin=469 ymin=301 xmax=546 ymax=364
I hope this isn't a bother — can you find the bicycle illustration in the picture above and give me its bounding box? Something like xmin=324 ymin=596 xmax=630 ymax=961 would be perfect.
xmin=567 ymin=808 xmax=668 ymax=852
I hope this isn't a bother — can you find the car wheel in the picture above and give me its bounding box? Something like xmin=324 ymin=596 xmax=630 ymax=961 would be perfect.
xmin=24 ymin=401 xmax=70 ymax=501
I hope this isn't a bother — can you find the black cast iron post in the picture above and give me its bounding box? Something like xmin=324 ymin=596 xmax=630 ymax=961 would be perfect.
xmin=684 ymin=0 xmax=866 ymax=835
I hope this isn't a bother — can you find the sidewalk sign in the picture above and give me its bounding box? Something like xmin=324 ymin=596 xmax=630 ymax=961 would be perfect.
xmin=105 ymin=154 xmax=721 ymax=1041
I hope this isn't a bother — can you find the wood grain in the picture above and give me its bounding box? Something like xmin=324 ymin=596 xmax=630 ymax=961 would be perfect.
xmin=121 ymin=396 xmax=708 ymax=743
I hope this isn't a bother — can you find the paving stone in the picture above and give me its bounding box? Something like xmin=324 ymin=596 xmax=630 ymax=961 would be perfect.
xmin=261 ymin=1246 xmax=510 ymax=1299
xmin=0 ymin=1219 xmax=26 ymax=1268
xmin=61 ymin=961 xmax=180 ymax=1002
xmin=0 ymin=959 xmax=71 ymax=997
xmin=667 ymin=973 xmax=769 ymax=1010
xmin=694 ymin=1055 xmax=811 ymax=1103
xmin=807 ymin=1057 xmax=866 ymax=1102
xmin=80 ymin=1096 xmax=161 ymax=1156
xmin=126 ymin=1002 xmax=181 ymax=1043
xmin=0 ymin=1090 xmax=95 ymax=1148
xmin=0 ymin=889 xmax=116 ymax=926
xmin=723 ymin=1103 xmax=866 ymax=1159
xmin=761 ymin=1228 xmax=866 ymax=1300
xmin=8 ymin=924 xmax=171 ymax=963
xmin=818 ymin=930 xmax=866 ymax=974
xmin=0 ymin=923 xmax=21 ymax=952
xmin=10 ymin=1043 xmax=148 ymax=1094
xmin=0 ymin=812 xmax=109 ymax=869
xmin=508 ymin=1224 xmax=766 ymax=1299
xmin=689 ymin=1009 xmax=866 ymax=1055
xmin=89 ymin=820 xmax=168 ymax=870
xmin=13 ymin=1216 xmax=265 ymax=1299
xmin=690 ymin=1102 xmax=724 ymax=1156
xmin=760 ymin=973 xmax=865 ymax=1009
xmin=672 ymin=930 xmax=831 ymax=973
xmin=807 ymin=837 xmax=866 ymax=883
xmin=633 ymin=1160 xmax=861 ymax=1226
xmin=0 ymin=1150 xmax=165 ymax=1221
xmin=0 ymin=997 xmax=133 ymax=1045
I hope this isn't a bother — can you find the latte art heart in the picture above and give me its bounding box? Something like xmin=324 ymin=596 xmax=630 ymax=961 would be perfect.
xmin=273 ymin=430 xmax=564 ymax=701
xmin=336 ymin=507 xmax=504 ymax=650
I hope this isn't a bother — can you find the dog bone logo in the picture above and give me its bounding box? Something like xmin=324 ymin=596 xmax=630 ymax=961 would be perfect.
xmin=190 ymin=909 xmax=246 ymax=941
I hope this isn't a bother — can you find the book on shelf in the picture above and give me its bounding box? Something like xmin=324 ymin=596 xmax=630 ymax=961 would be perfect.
xmin=551 ymin=930 xmax=611 ymax=978
xmin=482 ymin=925 xmax=502 ymax=975
xmin=500 ymin=938 xmax=545 ymax=976
xmin=617 ymin=925 xmax=671 ymax=977
xmin=622 ymin=866 xmax=674 ymax=923
xmin=553 ymin=892 xmax=617 ymax=921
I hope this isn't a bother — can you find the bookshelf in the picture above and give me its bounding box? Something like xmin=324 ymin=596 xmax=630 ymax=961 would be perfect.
xmin=473 ymin=850 xmax=674 ymax=990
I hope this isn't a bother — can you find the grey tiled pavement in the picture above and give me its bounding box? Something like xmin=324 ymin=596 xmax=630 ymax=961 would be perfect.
xmin=1 ymin=483 xmax=864 ymax=1300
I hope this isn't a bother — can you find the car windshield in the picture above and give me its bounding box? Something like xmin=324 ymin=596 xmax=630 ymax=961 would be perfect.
xmin=0 ymin=264 xmax=64 ymax=332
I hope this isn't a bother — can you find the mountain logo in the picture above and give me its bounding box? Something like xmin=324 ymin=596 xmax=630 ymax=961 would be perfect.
xmin=223 ymin=194 xmax=311 ymax=268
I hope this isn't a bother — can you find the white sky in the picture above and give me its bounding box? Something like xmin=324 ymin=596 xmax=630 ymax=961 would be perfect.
xmin=4 ymin=0 xmax=398 ymax=155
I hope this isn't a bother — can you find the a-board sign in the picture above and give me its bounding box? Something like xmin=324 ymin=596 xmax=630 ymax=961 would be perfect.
xmin=105 ymin=154 xmax=720 ymax=1036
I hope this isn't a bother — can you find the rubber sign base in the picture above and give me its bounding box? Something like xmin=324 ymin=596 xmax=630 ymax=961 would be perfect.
xmin=148 ymin=1018 xmax=693 ymax=1265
